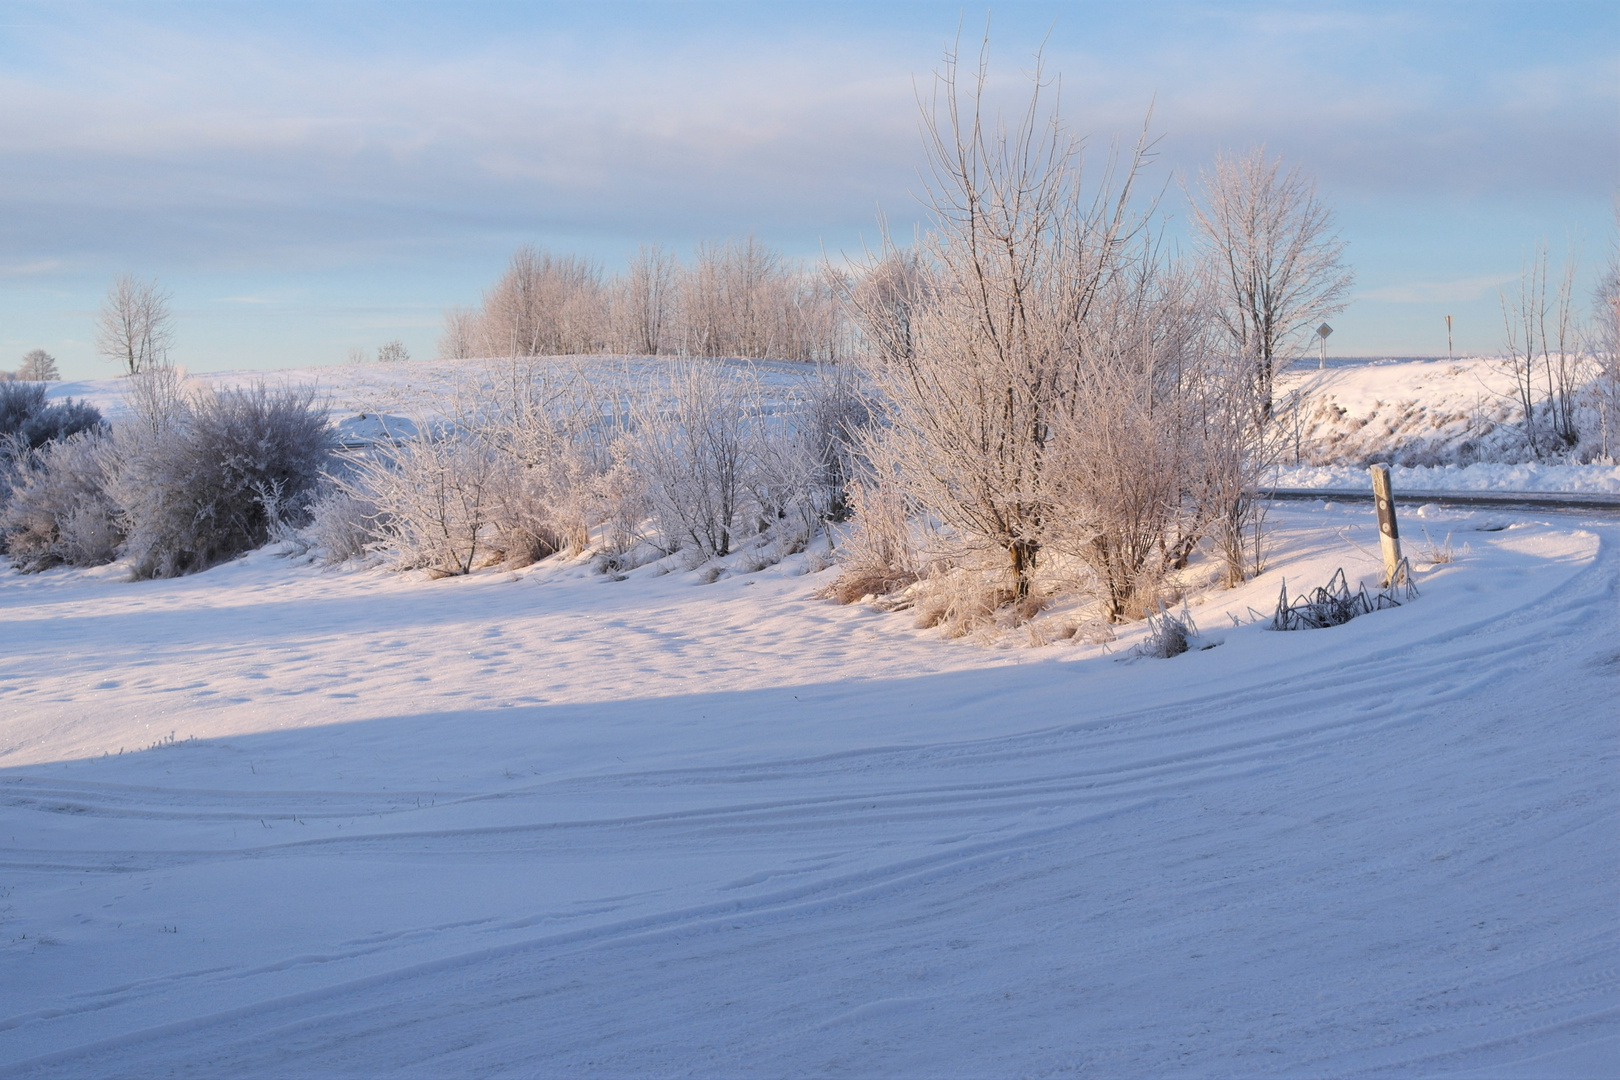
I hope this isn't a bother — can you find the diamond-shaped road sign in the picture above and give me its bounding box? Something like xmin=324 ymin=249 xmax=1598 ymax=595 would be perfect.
xmin=1317 ymin=323 xmax=1333 ymax=338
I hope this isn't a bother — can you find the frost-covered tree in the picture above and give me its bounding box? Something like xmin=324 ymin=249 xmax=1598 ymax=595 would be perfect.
xmin=1593 ymin=235 xmax=1620 ymax=459
xmin=377 ymin=340 xmax=411 ymax=364
xmin=614 ymin=244 xmax=679 ymax=355
xmin=95 ymin=276 xmax=174 ymax=376
xmin=1499 ymin=244 xmax=1587 ymax=457
xmin=438 ymin=307 xmax=482 ymax=360
xmin=482 ymin=247 xmax=604 ymax=357
xmin=1187 ymin=148 xmax=1352 ymax=423
xmin=16 ymin=350 xmax=59 ymax=381
xmin=850 ymin=41 xmax=1156 ymax=603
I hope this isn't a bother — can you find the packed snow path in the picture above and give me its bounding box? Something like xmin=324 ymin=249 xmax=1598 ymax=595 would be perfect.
xmin=1 ymin=505 xmax=1615 ymax=1077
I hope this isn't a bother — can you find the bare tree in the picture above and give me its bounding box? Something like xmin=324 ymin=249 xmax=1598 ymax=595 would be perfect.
xmin=851 ymin=39 xmax=1155 ymax=603
xmin=1499 ymin=246 xmax=1549 ymax=454
xmin=1544 ymin=252 xmax=1583 ymax=449
xmin=614 ymin=244 xmax=678 ymax=355
xmin=16 ymin=350 xmax=58 ymax=381
xmin=1498 ymin=244 xmax=1588 ymax=456
xmin=95 ymin=276 xmax=174 ymax=376
xmin=1593 ymin=230 xmax=1620 ymax=459
xmin=483 ymin=247 xmax=604 ymax=357
xmin=438 ymin=306 xmax=482 ymax=360
xmin=1187 ymin=148 xmax=1353 ymax=424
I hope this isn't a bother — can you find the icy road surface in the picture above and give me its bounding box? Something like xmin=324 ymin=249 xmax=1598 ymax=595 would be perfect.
xmin=0 ymin=504 xmax=1615 ymax=1077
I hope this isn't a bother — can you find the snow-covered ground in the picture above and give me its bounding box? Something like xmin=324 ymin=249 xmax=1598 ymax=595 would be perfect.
xmin=2 ymin=500 xmax=1616 ymax=1076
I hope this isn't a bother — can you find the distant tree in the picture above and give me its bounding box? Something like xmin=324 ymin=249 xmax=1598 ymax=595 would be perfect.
xmin=482 ymin=247 xmax=603 ymax=357
xmin=613 ymin=244 xmax=678 ymax=355
xmin=1187 ymin=148 xmax=1353 ymax=423
xmin=377 ymin=340 xmax=410 ymax=363
xmin=1593 ymin=230 xmax=1620 ymax=459
xmin=94 ymin=276 xmax=174 ymax=376
xmin=16 ymin=350 xmax=59 ymax=381
xmin=438 ymin=307 xmax=482 ymax=360
xmin=1499 ymin=243 xmax=1585 ymax=456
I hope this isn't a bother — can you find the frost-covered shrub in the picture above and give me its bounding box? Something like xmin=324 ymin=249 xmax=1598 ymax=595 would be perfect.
xmin=1 ymin=429 xmax=122 ymax=572
xmin=301 ymin=485 xmax=383 ymax=565
xmin=349 ymin=368 xmax=607 ymax=575
xmin=116 ymin=383 xmax=334 ymax=578
xmin=824 ymin=477 xmax=920 ymax=603
xmin=478 ymin=362 xmax=616 ymax=559
xmin=349 ymin=432 xmax=504 ymax=575
xmin=1134 ymin=604 xmax=1196 ymax=658
xmin=622 ymin=361 xmax=842 ymax=562
xmin=590 ymin=454 xmax=649 ymax=558
xmin=0 ymin=382 xmax=103 ymax=460
xmin=377 ymin=340 xmax=410 ymax=364
xmin=487 ymin=460 xmax=565 ymax=568
xmin=795 ymin=363 xmax=874 ymax=522
xmin=627 ymin=362 xmax=757 ymax=559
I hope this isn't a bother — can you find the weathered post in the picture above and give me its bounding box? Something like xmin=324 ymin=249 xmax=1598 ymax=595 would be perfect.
xmin=1369 ymin=465 xmax=1404 ymax=585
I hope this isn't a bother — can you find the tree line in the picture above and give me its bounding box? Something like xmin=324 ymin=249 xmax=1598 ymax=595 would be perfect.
xmin=439 ymin=236 xmax=849 ymax=365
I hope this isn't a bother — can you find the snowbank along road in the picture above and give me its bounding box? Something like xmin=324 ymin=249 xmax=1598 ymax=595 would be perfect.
xmin=0 ymin=502 xmax=1615 ymax=1077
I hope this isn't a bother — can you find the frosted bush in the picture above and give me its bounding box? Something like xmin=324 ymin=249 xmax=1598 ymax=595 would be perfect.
xmin=116 ymin=383 xmax=334 ymax=579
xmin=1134 ymin=604 xmax=1197 ymax=658
xmin=0 ymin=382 xmax=103 ymax=467
xmin=1 ymin=429 xmax=122 ymax=572
xmin=823 ymin=477 xmax=920 ymax=603
xmin=627 ymin=362 xmax=757 ymax=559
xmin=352 ymin=432 xmax=503 ymax=575
xmin=796 ymin=362 xmax=874 ymax=522
xmin=301 ymin=485 xmax=384 ymax=565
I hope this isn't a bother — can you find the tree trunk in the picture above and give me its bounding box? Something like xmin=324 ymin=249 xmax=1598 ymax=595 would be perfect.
xmin=1009 ymin=538 xmax=1038 ymax=602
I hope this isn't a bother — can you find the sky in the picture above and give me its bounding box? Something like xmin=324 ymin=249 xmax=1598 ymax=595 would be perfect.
xmin=0 ymin=1 xmax=1615 ymax=378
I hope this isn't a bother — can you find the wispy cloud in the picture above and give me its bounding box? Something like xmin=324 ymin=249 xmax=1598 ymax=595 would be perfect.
xmin=1357 ymin=275 xmax=1516 ymax=305
xmin=0 ymin=258 xmax=68 ymax=278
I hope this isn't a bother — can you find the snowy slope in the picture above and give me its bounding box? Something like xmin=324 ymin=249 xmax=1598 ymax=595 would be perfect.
xmin=1 ymin=502 xmax=1615 ymax=1076
xmin=1274 ymin=356 xmax=1609 ymax=474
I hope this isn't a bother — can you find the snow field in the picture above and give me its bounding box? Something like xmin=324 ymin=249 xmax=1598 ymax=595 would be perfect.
xmin=0 ymin=502 xmax=1615 ymax=1076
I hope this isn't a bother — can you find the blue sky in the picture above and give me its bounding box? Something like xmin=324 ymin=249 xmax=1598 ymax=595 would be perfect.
xmin=0 ymin=1 xmax=1614 ymax=377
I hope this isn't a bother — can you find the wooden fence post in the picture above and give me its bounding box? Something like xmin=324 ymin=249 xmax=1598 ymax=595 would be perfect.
xmin=1369 ymin=465 xmax=1405 ymax=585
